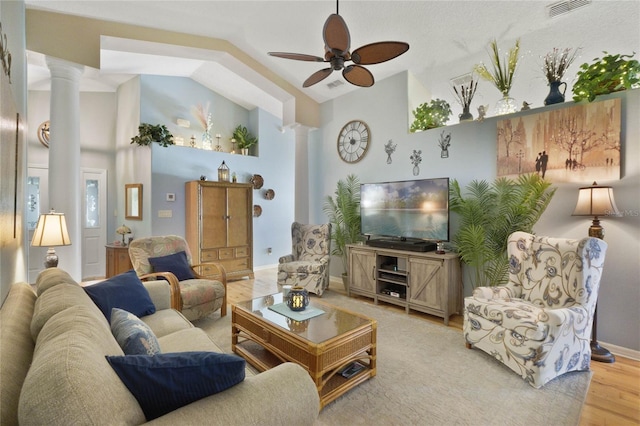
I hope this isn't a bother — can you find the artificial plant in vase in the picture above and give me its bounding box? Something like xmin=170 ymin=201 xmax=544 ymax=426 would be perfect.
xmin=542 ymin=47 xmax=580 ymax=105
xmin=409 ymin=98 xmax=452 ymax=132
xmin=474 ymin=38 xmax=521 ymax=115
xmin=572 ymin=51 xmax=640 ymax=102
xmin=452 ymin=77 xmax=478 ymax=121
xmin=322 ymin=174 xmax=362 ymax=290
xmin=449 ymin=173 xmax=556 ymax=289
xmin=130 ymin=123 xmax=174 ymax=147
xmin=232 ymin=125 xmax=258 ymax=155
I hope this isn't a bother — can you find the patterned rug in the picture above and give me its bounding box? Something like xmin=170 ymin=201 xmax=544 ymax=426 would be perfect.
xmin=195 ymin=289 xmax=590 ymax=426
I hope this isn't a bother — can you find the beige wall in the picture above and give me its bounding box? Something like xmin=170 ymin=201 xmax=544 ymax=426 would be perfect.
xmin=25 ymin=9 xmax=320 ymax=128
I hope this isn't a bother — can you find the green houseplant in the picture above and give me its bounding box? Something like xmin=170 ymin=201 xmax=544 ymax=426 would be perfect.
xmin=449 ymin=174 xmax=556 ymax=289
xmin=323 ymin=174 xmax=362 ymax=289
xmin=130 ymin=123 xmax=174 ymax=147
xmin=232 ymin=125 xmax=258 ymax=154
xmin=410 ymin=98 xmax=452 ymax=132
xmin=572 ymin=51 xmax=640 ymax=102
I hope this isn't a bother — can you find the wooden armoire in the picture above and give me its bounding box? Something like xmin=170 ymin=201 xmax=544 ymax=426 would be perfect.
xmin=185 ymin=180 xmax=254 ymax=280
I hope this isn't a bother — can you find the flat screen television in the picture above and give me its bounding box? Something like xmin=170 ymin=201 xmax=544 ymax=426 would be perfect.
xmin=360 ymin=177 xmax=449 ymax=242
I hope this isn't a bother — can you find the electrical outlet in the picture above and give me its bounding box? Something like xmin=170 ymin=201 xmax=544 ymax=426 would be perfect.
xmin=158 ymin=210 xmax=172 ymax=218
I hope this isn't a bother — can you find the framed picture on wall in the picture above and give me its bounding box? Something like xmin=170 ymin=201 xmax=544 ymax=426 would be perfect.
xmin=496 ymin=98 xmax=621 ymax=183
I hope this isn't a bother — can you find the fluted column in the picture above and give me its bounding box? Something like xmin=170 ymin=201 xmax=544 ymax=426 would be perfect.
xmin=46 ymin=57 xmax=84 ymax=280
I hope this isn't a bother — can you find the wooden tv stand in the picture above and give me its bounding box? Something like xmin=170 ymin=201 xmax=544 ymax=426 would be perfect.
xmin=347 ymin=244 xmax=462 ymax=325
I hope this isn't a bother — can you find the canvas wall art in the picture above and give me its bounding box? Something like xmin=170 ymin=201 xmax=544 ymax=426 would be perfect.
xmin=496 ymin=98 xmax=621 ymax=183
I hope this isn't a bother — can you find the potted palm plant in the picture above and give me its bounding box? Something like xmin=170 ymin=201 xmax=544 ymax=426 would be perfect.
xmin=449 ymin=174 xmax=556 ymax=289
xmin=323 ymin=174 xmax=362 ymax=290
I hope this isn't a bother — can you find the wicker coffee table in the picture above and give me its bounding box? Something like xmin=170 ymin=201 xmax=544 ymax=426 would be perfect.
xmin=232 ymin=293 xmax=377 ymax=408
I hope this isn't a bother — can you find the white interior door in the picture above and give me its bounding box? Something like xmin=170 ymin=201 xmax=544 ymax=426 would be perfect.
xmin=27 ymin=166 xmax=49 ymax=283
xmin=28 ymin=167 xmax=108 ymax=282
xmin=82 ymin=169 xmax=107 ymax=280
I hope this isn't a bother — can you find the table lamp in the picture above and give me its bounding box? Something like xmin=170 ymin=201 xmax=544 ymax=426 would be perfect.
xmin=31 ymin=209 xmax=72 ymax=268
xmin=116 ymin=224 xmax=132 ymax=246
xmin=572 ymin=181 xmax=619 ymax=363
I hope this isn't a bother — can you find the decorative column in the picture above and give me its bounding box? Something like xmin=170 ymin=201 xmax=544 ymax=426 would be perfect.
xmin=46 ymin=56 xmax=83 ymax=280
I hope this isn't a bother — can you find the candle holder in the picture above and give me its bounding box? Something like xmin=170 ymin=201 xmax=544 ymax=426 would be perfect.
xmin=215 ymin=133 xmax=223 ymax=152
xmin=287 ymin=286 xmax=309 ymax=311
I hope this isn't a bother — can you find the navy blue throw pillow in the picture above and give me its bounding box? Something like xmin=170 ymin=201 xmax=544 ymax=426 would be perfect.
xmin=84 ymin=270 xmax=156 ymax=322
xmin=106 ymin=352 xmax=246 ymax=420
xmin=148 ymin=251 xmax=195 ymax=281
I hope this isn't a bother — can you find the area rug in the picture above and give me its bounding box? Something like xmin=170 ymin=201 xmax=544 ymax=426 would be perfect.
xmin=194 ymin=291 xmax=590 ymax=426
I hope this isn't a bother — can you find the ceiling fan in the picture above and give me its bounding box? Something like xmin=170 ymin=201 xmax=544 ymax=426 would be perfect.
xmin=268 ymin=0 xmax=409 ymax=88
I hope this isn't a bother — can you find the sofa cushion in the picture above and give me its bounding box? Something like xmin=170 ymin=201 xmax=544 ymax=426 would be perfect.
xmin=111 ymin=308 xmax=161 ymax=355
xmin=84 ymin=270 xmax=156 ymax=322
xmin=19 ymin=305 xmax=146 ymax=425
xmin=106 ymin=352 xmax=246 ymax=420
xmin=148 ymin=250 xmax=195 ymax=281
xmin=35 ymin=267 xmax=78 ymax=296
xmin=31 ymin=282 xmax=105 ymax=341
xmin=0 ymin=283 xmax=37 ymax=426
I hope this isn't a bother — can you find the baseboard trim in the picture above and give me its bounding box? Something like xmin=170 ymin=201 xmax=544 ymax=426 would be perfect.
xmin=601 ymin=341 xmax=640 ymax=361
xmin=254 ymin=264 xmax=279 ymax=271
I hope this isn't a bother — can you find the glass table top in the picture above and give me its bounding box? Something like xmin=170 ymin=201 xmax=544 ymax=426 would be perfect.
xmin=234 ymin=293 xmax=373 ymax=344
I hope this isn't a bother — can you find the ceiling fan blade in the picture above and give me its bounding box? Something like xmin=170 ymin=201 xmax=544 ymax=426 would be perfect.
xmin=351 ymin=41 xmax=410 ymax=65
xmin=303 ymin=68 xmax=334 ymax=87
xmin=268 ymin=52 xmax=325 ymax=62
xmin=323 ymin=14 xmax=350 ymax=54
xmin=343 ymin=65 xmax=374 ymax=87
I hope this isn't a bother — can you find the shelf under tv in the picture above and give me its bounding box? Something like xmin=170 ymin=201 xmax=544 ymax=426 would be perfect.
xmin=366 ymin=238 xmax=436 ymax=252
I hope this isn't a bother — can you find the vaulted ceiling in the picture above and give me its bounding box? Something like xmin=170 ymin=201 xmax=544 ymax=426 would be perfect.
xmin=24 ymin=1 xmax=640 ymax=111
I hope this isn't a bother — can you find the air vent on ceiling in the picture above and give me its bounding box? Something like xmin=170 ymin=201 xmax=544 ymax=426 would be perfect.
xmin=327 ymin=80 xmax=345 ymax=89
xmin=547 ymin=0 xmax=591 ymax=18
xmin=450 ymin=73 xmax=473 ymax=87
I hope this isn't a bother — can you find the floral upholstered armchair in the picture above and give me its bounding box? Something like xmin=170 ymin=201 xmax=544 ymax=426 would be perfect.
xmin=464 ymin=231 xmax=608 ymax=388
xmin=278 ymin=222 xmax=332 ymax=296
xmin=128 ymin=235 xmax=227 ymax=321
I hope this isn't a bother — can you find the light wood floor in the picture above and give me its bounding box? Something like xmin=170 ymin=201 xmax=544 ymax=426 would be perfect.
xmin=231 ymin=269 xmax=640 ymax=425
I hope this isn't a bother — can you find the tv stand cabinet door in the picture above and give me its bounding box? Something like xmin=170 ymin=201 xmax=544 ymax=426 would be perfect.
xmin=408 ymin=257 xmax=445 ymax=312
xmin=349 ymin=248 xmax=376 ymax=297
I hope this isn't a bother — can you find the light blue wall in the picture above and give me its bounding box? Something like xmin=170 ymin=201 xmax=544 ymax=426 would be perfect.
xmin=311 ymin=71 xmax=640 ymax=352
xmin=140 ymin=75 xmax=295 ymax=268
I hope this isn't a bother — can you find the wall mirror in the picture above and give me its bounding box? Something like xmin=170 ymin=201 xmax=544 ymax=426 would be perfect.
xmin=125 ymin=183 xmax=143 ymax=220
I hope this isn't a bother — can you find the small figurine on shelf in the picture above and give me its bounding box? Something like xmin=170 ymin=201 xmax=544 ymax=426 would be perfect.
xmin=476 ymin=104 xmax=489 ymax=122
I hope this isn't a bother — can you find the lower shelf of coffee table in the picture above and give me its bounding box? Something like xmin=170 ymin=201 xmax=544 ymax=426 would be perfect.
xmin=234 ymin=339 xmax=374 ymax=407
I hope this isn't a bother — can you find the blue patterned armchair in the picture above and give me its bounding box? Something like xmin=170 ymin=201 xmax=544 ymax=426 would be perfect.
xmin=278 ymin=222 xmax=331 ymax=296
xmin=464 ymin=231 xmax=608 ymax=388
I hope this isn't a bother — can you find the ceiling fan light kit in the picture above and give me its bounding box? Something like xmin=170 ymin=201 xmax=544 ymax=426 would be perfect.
xmin=268 ymin=1 xmax=409 ymax=88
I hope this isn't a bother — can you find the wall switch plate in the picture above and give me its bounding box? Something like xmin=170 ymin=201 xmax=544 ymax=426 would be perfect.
xmin=158 ymin=210 xmax=172 ymax=218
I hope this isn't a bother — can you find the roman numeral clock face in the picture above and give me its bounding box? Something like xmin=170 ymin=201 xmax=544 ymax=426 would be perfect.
xmin=337 ymin=120 xmax=370 ymax=163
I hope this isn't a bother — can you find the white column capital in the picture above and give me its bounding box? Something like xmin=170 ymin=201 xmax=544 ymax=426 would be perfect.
xmin=45 ymin=56 xmax=84 ymax=82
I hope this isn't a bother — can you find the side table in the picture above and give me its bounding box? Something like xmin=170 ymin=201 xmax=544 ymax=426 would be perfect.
xmin=105 ymin=245 xmax=133 ymax=278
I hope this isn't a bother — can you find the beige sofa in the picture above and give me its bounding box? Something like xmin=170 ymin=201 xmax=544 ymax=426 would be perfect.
xmin=0 ymin=268 xmax=319 ymax=425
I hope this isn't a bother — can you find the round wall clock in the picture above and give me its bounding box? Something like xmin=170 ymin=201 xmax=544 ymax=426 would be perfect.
xmin=337 ymin=120 xmax=370 ymax=163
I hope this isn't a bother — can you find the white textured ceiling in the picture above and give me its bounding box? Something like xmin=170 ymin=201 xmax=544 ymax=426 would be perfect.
xmin=24 ymin=0 xmax=640 ymax=117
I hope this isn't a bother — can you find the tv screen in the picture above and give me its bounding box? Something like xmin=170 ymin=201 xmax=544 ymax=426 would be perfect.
xmin=360 ymin=178 xmax=449 ymax=241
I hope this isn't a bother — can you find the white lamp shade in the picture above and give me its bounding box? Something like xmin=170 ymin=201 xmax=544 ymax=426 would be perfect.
xmin=31 ymin=211 xmax=72 ymax=247
xmin=572 ymin=183 xmax=620 ymax=217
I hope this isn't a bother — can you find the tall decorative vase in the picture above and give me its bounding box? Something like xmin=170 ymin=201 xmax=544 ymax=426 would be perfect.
xmin=544 ymin=81 xmax=567 ymax=105
xmin=412 ymin=164 xmax=420 ymax=176
xmin=495 ymin=92 xmax=517 ymax=115
xmin=201 ymin=113 xmax=213 ymax=150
